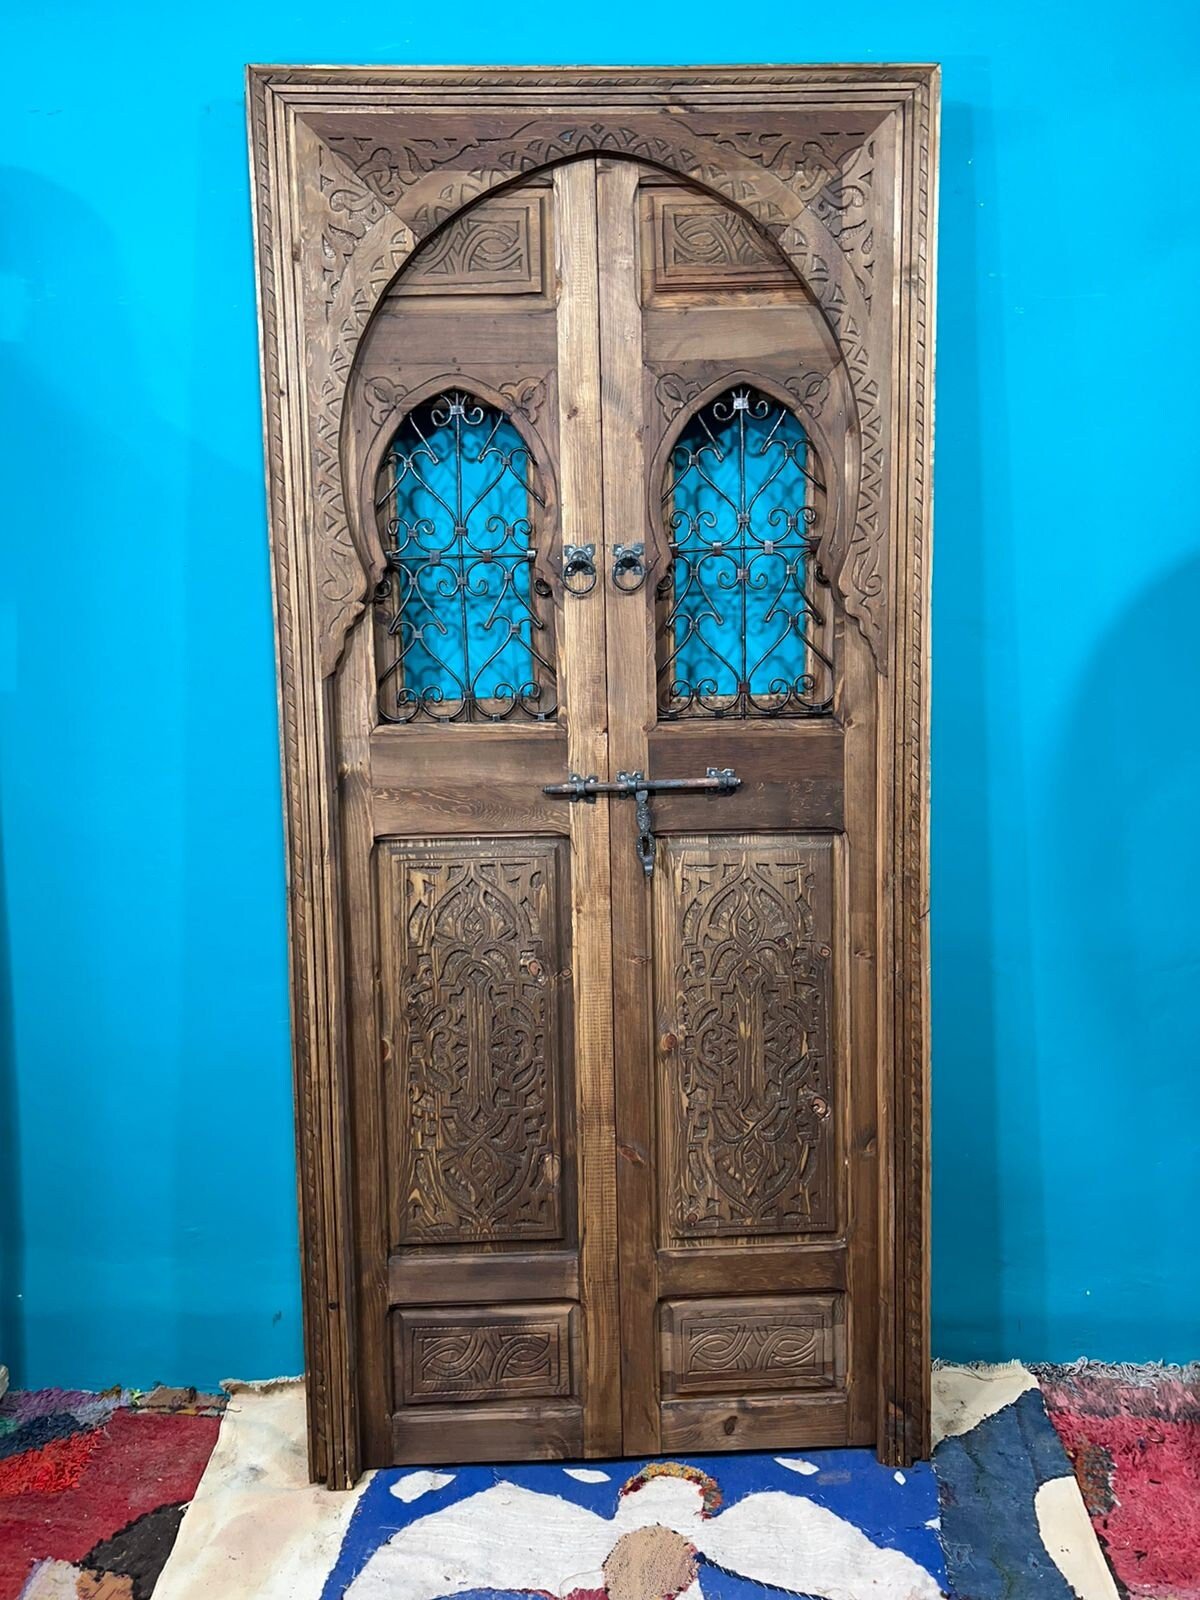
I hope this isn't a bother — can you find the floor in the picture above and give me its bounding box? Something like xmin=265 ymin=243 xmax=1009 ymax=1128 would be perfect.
xmin=3 ymin=1363 xmax=1195 ymax=1599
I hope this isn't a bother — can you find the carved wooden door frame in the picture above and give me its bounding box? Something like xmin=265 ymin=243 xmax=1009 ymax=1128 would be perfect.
xmin=247 ymin=63 xmax=938 ymax=1486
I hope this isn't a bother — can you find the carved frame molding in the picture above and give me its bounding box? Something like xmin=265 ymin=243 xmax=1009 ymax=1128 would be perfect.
xmin=247 ymin=63 xmax=938 ymax=1485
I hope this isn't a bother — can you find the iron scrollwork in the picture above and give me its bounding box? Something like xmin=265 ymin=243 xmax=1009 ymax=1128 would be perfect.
xmin=658 ymin=385 xmax=834 ymax=719
xmin=373 ymin=391 xmax=557 ymax=723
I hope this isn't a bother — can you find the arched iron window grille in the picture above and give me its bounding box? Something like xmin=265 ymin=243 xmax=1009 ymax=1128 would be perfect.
xmin=372 ymin=391 xmax=556 ymax=724
xmin=657 ymin=385 xmax=834 ymax=719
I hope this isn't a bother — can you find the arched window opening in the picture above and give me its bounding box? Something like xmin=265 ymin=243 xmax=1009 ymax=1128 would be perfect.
xmin=373 ymin=391 xmax=556 ymax=723
xmin=657 ymin=385 xmax=833 ymax=718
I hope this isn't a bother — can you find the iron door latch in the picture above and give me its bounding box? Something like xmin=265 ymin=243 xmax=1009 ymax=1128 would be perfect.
xmin=543 ymin=766 xmax=740 ymax=877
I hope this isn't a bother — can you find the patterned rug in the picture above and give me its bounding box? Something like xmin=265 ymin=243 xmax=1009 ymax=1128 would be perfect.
xmin=0 ymin=1387 xmax=223 ymax=1600
xmin=1038 ymin=1361 xmax=1200 ymax=1600
xmin=0 ymin=1365 xmax=1166 ymax=1599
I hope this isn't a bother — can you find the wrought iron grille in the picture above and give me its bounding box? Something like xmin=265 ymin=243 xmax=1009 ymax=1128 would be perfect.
xmin=657 ymin=386 xmax=833 ymax=719
xmin=373 ymin=392 xmax=556 ymax=723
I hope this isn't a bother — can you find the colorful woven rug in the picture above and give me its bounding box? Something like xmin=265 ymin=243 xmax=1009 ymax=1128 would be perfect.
xmin=2 ymin=1366 xmax=1163 ymax=1599
xmin=0 ymin=1387 xmax=223 ymax=1600
xmin=1038 ymin=1360 xmax=1200 ymax=1600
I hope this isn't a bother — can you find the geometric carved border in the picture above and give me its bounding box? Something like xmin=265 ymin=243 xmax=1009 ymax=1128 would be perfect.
xmin=661 ymin=1295 xmax=844 ymax=1397
xmin=247 ymin=63 xmax=937 ymax=1485
xmin=396 ymin=1304 xmax=575 ymax=1405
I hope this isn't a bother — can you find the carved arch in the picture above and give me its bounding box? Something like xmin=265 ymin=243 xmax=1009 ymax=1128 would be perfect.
xmin=308 ymin=126 xmax=883 ymax=675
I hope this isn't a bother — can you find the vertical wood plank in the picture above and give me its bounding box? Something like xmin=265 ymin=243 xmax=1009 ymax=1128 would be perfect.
xmin=553 ymin=159 xmax=622 ymax=1457
xmin=594 ymin=159 xmax=662 ymax=1454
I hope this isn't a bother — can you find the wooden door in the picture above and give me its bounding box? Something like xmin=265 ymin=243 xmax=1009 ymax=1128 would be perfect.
xmin=339 ymin=165 xmax=623 ymax=1466
xmin=248 ymin=66 xmax=937 ymax=1485
xmin=595 ymin=163 xmax=877 ymax=1452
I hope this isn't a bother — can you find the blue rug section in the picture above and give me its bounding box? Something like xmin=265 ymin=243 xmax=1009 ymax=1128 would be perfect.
xmin=321 ymin=1448 xmax=945 ymax=1599
xmin=935 ymin=1386 xmax=1076 ymax=1600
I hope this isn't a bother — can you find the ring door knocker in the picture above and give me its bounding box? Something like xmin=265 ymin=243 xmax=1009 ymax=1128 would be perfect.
xmin=560 ymin=543 xmax=598 ymax=597
xmin=543 ymin=767 xmax=741 ymax=877
xmin=610 ymin=541 xmax=647 ymax=593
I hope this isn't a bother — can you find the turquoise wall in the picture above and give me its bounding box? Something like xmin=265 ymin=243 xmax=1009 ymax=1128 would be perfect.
xmin=3 ymin=5 xmax=1197 ymax=1391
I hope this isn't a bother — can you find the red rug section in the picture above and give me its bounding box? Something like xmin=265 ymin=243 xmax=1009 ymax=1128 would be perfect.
xmin=0 ymin=1406 xmax=220 ymax=1599
xmin=1040 ymin=1365 xmax=1200 ymax=1599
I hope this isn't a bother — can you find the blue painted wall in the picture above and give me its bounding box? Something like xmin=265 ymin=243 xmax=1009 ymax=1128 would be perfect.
xmin=2 ymin=4 xmax=1197 ymax=1390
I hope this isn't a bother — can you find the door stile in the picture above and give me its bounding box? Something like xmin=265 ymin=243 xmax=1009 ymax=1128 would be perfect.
xmin=841 ymin=629 xmax=883 ymax=1444
xmin=553 ymin=160 xmax=623 ymax=1456
xmin=594 ymin=159 xmax=661 ymax=1454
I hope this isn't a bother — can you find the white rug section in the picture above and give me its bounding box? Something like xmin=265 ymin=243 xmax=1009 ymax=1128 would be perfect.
xmin=1035 ymin=1476 xmax=1121 ymax=1600
xmin=931 ymin=1360 xmax=1038 ymax=1445
xmin=153 ymin=1380 xmax=369 ymax=1600
xmin=346 ymin=1475 xmax=942 ymax=1600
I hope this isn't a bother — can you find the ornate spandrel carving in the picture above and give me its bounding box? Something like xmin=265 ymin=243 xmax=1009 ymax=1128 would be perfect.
xmin=398 ymin=1306 xmax=573 ymax=1403
xmin=382 ymin=841 xmax=567 ymax=1243
xmin=661 ymin=1295 xmax=842 ymax=1395
xmin=659 ymin=837 xmax=836 ymax=1239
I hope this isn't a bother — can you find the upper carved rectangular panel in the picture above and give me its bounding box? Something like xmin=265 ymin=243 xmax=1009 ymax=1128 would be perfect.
xmin=378 ymin=838 xmax=571 ymax=1245
xmin=395 ymin=192 xmax=547 ymax=298
xmin=643 ymin=188 xmax=795 ymax=294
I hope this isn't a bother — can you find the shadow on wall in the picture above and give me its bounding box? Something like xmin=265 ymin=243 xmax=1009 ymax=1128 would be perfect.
xmin=1 ymin=120 xmax=299 ymax=1388
xmin=0 ymin=818 xmax=21 ymax=1381
xmin=931 ymin=85 xmax=1047 ymax=1360
xmin=1047 ymin=550 xmax=1200 ymax=1356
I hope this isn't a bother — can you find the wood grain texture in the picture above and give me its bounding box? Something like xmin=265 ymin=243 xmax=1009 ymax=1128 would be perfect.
xmin=247 ymin=64 xmax=937 ymax=1481
xmin=553 ymin=159 xmax=623 ymax=1457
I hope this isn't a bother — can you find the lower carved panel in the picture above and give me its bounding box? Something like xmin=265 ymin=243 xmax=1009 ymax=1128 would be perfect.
xmin=656 ymin=834 xmax=837 ymax=1240
xmin=396 ymin=1304 xmax=574 ymax=1405
xmin=660 ymin=1295 xmax=843 ymax=1396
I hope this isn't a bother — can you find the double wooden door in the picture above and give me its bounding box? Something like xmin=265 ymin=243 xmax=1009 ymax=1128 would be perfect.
xmin=340 ymin=157 xmax=880 ymax=1465
xmin=250 ymin=64 xmax=936 ymax=1483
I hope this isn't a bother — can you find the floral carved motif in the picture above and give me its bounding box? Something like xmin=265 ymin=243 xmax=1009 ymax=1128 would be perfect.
xmin=664 ymin=841 xmax=835 ymax=1238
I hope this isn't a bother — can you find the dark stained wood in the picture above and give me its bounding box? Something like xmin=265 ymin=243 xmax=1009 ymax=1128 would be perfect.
xmin=660 ymin=1295 xmax=844 ymax=1396
xmin=656 ymin=1244 xmax=846 ymax=1296
xmin=247 ymin=64 xmax=938 ymax=1483
xmin=391 ymin=1400 xmax=584 ymax=1464
xmin=660 ymin=1394 xmax=849 ymax=1452
xmin=388 ymin=1251 xmax=580 ymax=1305
xmin=395 ymin=1304 xmax=578 ymax=1404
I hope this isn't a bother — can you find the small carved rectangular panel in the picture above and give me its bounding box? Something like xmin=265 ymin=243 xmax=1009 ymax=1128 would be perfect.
xmin=378 ymin=838 xmax=570 ymax=1245
xmin=397 ymin=192 xmax=546 ymax=296
xmin=396 ymin=1304 xmax=575 ymax=1404
xmin=642 ymin=187 xmax=794 ymax=293
xmin=655 ymin=834 xmax=837 ymax=1241
xmin=660 ymin=1295 xmax=844 ymax=1396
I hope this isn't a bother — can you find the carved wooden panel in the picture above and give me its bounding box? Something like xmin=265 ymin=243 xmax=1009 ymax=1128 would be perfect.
xmin=656 ymin=834 xmax=836 ymax=1240
xmin=396 ymin=1304 xmax=574 ymax=1403
xmin=378 ymin=838 xmax=570 ymax=1244
xmin=660 ymin=1295 xmax=843 ymax=1395
xmin=644 ymin=188 xmax=794 ymax=291
xmin=397 ymin=192 xmax=546 ymax=296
